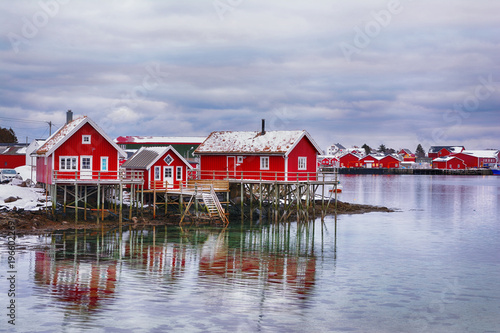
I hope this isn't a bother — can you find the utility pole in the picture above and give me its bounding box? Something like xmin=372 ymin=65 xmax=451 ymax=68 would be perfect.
xmin=47 ymin=121 xmax=52 ymax=136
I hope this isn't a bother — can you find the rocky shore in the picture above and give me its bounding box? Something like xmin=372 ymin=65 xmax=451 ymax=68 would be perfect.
xmin=0 ymin=201 xmax=394 ymax=236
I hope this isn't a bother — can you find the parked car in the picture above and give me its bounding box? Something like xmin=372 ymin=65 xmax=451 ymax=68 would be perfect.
xmin=0 ymin=169 xmax=18 ymax=183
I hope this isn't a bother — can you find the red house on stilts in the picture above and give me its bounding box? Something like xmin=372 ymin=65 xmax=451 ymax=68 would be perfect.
xmin=195 ymin=122 xmax=323 ymax=181
xmin=36 ymin=111 xmax=128 ymax=185
xmin=121 ymin=146 xmax=193 ymax=190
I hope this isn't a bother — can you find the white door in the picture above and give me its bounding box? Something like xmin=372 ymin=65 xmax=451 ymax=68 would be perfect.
xmin=163 ymin=166 xmax=174 ymax=188
xmin=227 ymin=156 xmax=236 ymax=178
xmin=80 ymin=156 xmax=92 ymax=179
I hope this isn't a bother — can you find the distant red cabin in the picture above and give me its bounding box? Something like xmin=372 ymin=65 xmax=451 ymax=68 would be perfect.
xmin=432 ymin=156 xmax=466 ymax=170
xmin=338 ymin=152 xmax=361 ymax=168
xmin=195 ymin=130 xmax=323 ymax=181
xmin=452 ymin=151 xmax=499 ymax=169
xmin=36 ymin=116 xmax=127 ymax=185
xmin=0 ymin=145 xmax=26 ymax=169
xmin=380 ymin=155 xmax=401 ymax=169
xmin=428 ymin=146 xmax=465 ymax=159
xmin=359 ymin=154 xmax=383 ymax=168
xmin=121 ymin=146 xmax=193 ymax=190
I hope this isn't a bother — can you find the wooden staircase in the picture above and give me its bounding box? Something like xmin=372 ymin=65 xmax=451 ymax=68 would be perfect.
xmin=201 ymin=187 xmax=229 ymax=226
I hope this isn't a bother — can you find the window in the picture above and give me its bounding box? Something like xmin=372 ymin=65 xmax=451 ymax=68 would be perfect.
xmin=298 ymin=157 xmax=307 ymax=170
xmin=100 ymin=157 xmax=108 ymax=171
xmin=164 ymin=167 xmax=173 ymax=178
xmin=260 ymin=156 xmax=269 ymax=170
xmin=60 ymin=157 xmax=77 ymax=170
xmin=164 ymin=154 xmax=174 ymax=165
xmin=176 ymin=166 xmax=183 ymax=181
xmin=237 ymin=156 xmax=244 ymax=163
xmin=82 ymin=135 xmax=91 ymax=144
xmin=81 ymin=157 xmax=91 ymax=170
xmin=154 ymin=166 xmax=161 ymax=180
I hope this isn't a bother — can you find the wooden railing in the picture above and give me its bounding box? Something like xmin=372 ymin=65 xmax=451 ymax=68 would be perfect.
xmin=193 ymin=169 xmax=337 ymax=182
xmin=53 ymin=169 xmax=144 ymax=183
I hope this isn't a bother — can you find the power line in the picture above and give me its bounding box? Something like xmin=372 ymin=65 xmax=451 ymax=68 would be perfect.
xmin=0 ymin=116 xmax=51 ymax=125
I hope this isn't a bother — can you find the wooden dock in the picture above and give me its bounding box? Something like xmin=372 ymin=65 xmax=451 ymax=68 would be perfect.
xmin=44 ymin=170 xmax=340 ymax=225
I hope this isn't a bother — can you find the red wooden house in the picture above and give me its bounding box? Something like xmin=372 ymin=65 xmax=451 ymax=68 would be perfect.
xmin=121 ymin=146 xmax=193 ymax=189
xmin=451 ymin=150 xmax=499 ymax=169
xmin=36 ymin=114 xmax=127 ymax=184
xmin=428 ymin=146 xmax=465 ymax=159
xmin=380 ymin=155 xmax=401 ymax=168
xmin=359 ymin=154 xmax=383 ymax=168
xmin=195 ymin=129 xmax=323 ymax=181
xmin=432 ymin=156 xmax=466 ymax=170
xmin=0 ymin=145 xmax=26 ymax=169
xmin=338 ymin=152 xmax=361 ymax=168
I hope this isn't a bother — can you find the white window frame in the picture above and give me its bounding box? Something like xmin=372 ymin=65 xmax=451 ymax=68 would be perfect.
xmin=298 ymin=157 xmax=307 ymax=170
xmin=164 ymin=166 xmax=173 ymax=179
xmin=154 ymin=166 xmax=161 ymax=181
xmin=82 ymin=135 xmax=91 ymax=144
xmin=237 ymin=156 xmax=244 ymax=163
xmin=81 ymin=156 xmax=92 ymax=170
xmin=164 ymin=154 xmax=174 ymax=165
xmin=260 ymin=156 xmax=269 ymax=170
xmin=100 ymin=156 xmax=109 ymax=171
xmin=176 ymin=166 xmax=183 ymax=181
xmin=60 ymin=156 xmax=78 ymax=170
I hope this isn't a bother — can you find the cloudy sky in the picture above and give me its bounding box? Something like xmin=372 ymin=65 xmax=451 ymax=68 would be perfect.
xmin=1 ymin=0 xmax=499 ymax=152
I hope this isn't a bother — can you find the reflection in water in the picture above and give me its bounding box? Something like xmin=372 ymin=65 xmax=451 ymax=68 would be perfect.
xmin=32 ymin=221 xmax=330 ymax=323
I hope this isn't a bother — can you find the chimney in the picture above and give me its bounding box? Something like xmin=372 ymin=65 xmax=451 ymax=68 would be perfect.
xmin=261 ymin=119 xmax=266 ymax=135
xmin=66 ymin=110 xmax=73 ymax=124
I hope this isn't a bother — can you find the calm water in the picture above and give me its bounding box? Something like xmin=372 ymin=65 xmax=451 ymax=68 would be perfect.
xmin=1 ymin=175 xmax=499 ymax=333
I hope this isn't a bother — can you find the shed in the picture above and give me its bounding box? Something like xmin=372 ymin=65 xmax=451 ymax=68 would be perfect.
xmin=121 ymin=146 xmax=193 ymax=189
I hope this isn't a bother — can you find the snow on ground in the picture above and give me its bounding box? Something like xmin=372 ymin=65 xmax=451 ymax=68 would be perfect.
xmin=15 ymin=165 xmax=33 ymax=182
xmin=0 ymin=183 xmax=49 ymax=211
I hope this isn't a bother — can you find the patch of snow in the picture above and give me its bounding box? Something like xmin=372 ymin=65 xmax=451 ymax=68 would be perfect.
xmin=0 ymin=184 xmax=49 ymax=211
xmin=15 ymin=165 xmax=32 ymax=182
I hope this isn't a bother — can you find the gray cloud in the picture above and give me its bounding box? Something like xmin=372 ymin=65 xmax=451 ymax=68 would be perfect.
xmin=1 ymin=0 xmax=499 ymax=151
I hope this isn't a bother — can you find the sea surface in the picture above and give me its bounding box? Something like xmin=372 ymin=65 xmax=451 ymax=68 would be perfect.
xmin=1 ymin=174 xmax=499 ymax=333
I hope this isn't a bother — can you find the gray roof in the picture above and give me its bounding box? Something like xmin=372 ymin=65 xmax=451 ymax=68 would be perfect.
xmin=121 ymin=147 xmax=166 ymax=169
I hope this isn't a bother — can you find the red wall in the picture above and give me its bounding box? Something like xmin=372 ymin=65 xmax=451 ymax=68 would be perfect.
xmin=146 ymin=151 xmax=189 ymax=189
xmin=339 ymin=154 xmax=360 ymax=168
xmin=37 ymin=122 xmax=121 ymax=183
xmin=380 ymin=156 xmax=400 ymax=168
xmin=433 ymin=158 xmax=466 ymax=169
xmin=287 ymin=137 xmax=318 ymax=180
xmin=0 ymin=155 xmax=25 ymax=169
xmin=198 ymin=136 xmax=318 ymax=181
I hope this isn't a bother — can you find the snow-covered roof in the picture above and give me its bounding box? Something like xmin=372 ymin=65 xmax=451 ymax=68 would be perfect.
xmin=195 ymin=130 xmax=322 ymax=155
xmin=461 ymin=150 xmax=499 ymax=159
xmin=433 ymin=156 xmax=463 ymax=162
xmin=115 ymin=136 xmax=206 ymax=144
xmin=36 ymin=116 xmax=126 ymax=158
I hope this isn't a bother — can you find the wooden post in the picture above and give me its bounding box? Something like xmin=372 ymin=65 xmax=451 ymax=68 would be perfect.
xmin=97 ymin=183 xmax=100 ymax=224
xmin=119 ymin=182 xmax=123 ymax=223
xmin=153 ymin=186 xmax=157 ymax=219
xmin=75 ymin=182 xmax=78 ymax=224
xmin=129 ymin=184 xmax=133 ymax=220
xmin=63 ymin=185 xmax=67 ymax=214
xmin=84 ymin=185 xmax=87 ymax=221
xmin=101 ymin=185 xmax=105 ymax=221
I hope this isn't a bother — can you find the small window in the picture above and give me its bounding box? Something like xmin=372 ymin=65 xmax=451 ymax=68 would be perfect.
xmin=176 ymin=166 xmax=182 ymax=181
xmin=237 ymin=156 xmax=244 ymax=163
xmin=260 ymin=156 xmax=269 ymax=170
xmin=82 ymin=135 xmax=91 ymax=144
xmin=298 ymin=157 xmax=307 ymax=170
xmin=101 ymin=157 xmax=108 ymax=171
xmin=154 ymin=166 xmax=161 ymax=180
xmin=164 ymin=167 xmax=173 ymax=178
xmin=81 ymin=157 xmax=91 ymax=170
xmin=164 ymin=154 xmax=174 ymax=165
